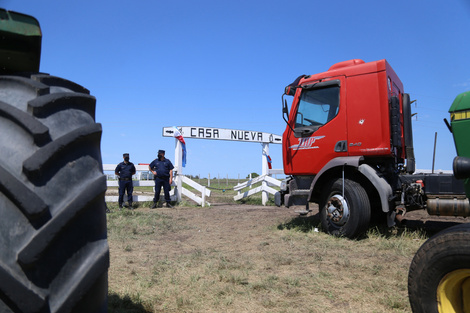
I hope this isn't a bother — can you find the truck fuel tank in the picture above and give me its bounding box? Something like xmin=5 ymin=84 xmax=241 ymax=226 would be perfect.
xmin=426 ymin=197 xmax=470 ymax=217
xmin=403 ymin=172 xmax=470 ymax=216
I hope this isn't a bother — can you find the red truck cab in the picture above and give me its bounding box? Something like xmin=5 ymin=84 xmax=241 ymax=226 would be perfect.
xmin=278 ymin=59 xmax=469 ymax=239
xmin=283 ymin=59 xmax=406 ymax=175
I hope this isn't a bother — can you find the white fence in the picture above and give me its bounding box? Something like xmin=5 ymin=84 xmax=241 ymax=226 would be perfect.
xmin=103 ymin=164 xmax=211 ymax=206
xmin=105 ymin=129 xmax=286 ymax=206
xmin=234 ymin=173 xmax=281 ymax=199
xmin=232 ymin=144 xmax=284 ymax=205
xmin=180 ymin=175 xmax=211 ymax=206
xmin=104 ymin=163 xmax=283 ymax=206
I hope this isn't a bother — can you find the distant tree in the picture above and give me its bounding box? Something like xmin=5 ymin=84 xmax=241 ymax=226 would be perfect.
xmin=246 ymin=172 xmax=259 ymax=179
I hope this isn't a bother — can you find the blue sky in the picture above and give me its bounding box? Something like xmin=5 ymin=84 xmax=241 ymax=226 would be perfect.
xmin=4 ymin=0 xmax=470 ymax=178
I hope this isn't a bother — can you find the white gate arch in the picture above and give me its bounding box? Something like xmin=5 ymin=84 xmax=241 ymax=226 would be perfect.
xmin=163 ymin=126 xmax=284 ymax=206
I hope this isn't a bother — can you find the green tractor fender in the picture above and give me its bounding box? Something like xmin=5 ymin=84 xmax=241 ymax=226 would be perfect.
xmin=0 ymin=8 xmax=41 ymax=73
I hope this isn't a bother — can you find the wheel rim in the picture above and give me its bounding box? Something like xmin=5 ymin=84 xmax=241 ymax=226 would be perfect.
xmin=437 ymin=268 xmax=470 ymax=313
xmin=326 ymin=194 xmax=349 ymax=226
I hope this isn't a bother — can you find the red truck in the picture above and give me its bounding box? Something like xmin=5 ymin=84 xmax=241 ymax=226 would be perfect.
xmin=275 ymin=59 xmax=469 ymax=238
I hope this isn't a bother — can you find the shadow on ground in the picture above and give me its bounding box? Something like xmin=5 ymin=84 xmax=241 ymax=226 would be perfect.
xmin=108 ymin=293 xmax=151 ymax=313
xmin=277 ymin=213 xmax=322 ymax=232
xmin=398 ymin=218 xmax=465 ymax=237
xmin=277 ymin=211 xmax=467 ymax=240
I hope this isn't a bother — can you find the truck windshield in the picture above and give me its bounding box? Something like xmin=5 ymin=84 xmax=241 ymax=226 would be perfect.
xmin=295 ymin=86 xmax=340 ymax=128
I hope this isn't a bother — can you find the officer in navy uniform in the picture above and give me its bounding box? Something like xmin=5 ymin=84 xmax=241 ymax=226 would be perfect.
xmin=149 ymin=150 xmax=174 ymax=208
xmin=115 ymin=153 xmax=136 ymax=209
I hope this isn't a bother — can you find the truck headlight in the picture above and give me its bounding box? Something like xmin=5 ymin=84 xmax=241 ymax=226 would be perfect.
xmin=280 ymin=179 xmax=288 ymax=192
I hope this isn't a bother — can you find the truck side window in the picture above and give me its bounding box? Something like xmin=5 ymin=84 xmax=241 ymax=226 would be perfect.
xmin=295 ymin=85 xmax=340 ymax=129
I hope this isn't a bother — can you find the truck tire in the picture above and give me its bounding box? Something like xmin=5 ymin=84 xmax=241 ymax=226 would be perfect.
xmin=319 ymin=178 xmax=371 ymax=238
xmin=0 ymin=74 xmax=108 ymax=313
xmin=408 ymin=223 xmax=470 ymax=313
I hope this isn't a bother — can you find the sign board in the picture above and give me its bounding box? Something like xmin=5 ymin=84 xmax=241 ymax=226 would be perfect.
xmin=163 ymin=126 xmax=282 ymax=144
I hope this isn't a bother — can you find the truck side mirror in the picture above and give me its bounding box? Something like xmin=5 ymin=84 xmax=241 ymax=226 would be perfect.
xmin=282 ymin=94 xmax=295 ymax=132
xmin=282 ymin=92 xmax=289 ymax=116
xmin=282 ymin=98 xmax=290 ymax=124
xmin=283 ymin=99 xmax=289 ymax=115
xmin=281 ymin=93 xmax=289 ymax=124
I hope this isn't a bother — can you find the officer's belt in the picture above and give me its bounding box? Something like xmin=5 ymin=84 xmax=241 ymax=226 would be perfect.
xmin=119 ymin=177 xmax=132 ymax=181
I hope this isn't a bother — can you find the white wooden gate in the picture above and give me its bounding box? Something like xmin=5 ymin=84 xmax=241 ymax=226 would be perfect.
xmin=163 ymin=126 xmax=285 ymax=206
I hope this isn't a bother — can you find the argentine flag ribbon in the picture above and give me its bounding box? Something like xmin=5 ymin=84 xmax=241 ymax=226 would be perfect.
xmin=262 ymin=150 xmax=272 ymax=169
xmin=173 ymin=126 xmax=187 ymax=167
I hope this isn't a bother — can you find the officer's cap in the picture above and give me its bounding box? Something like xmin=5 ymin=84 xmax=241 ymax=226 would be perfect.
xmin=123 ymin=153 xmax=129 ymax=157
xmin=158 ymin=150 xmax=165 ymax=154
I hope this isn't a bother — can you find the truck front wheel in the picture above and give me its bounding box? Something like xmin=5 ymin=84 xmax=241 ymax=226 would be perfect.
xmin=319 ymin=178 xmax=371 ymax=238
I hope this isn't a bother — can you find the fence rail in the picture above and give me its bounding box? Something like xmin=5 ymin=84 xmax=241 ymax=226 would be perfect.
xmin=103 ymin=164 xmax=210 ymax=206
xmin=233 ymin=173 xmax=281 ymax=204
xmin=104 ymin=159 xmax=285 ymax=206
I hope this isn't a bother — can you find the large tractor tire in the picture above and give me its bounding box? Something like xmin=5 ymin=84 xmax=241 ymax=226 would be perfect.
xmin=408 ymin=223 xmax=470 ymax=313
xmin=319 ymin=178 xmax=371 ymax=238
xmin=0 ymin=74 xmax=109 ymax=313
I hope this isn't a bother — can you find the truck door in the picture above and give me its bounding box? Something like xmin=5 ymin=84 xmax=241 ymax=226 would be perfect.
xmin=283 ymin=77 xmax=347 ymax=175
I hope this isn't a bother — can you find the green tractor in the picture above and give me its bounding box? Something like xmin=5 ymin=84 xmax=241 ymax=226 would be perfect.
xmin=0 ymin=9 xmax=41 ymax=73
xmin=0 ymin=9 xmax=108 ymax=313
xmin=450 ymin=91 xmax=470 ymax=195
xmin=408 ymin=91 xmax=470 ymax=313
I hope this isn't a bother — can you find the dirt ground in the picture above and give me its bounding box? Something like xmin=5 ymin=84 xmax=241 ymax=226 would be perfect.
xmin=107 ymin=187 xmax=470 ymax=312
xmin=142 ymin=204 xmax=299 ymax=259
xmin=107 ymin=183 xmax=470 ymax=242
xmin=124 ymin=201 xmax=467 ymax=269
xmin=108 ymin=185 xmax=469 ymax=233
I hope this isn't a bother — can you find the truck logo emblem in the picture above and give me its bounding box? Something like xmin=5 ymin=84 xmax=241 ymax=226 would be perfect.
xmin=359 ymin=119 xmax=365 ymax=125
xmin=289 ymin=136 xmax=325 ymax=150
xmin=349 ymin=142 xmax=362 ymax=147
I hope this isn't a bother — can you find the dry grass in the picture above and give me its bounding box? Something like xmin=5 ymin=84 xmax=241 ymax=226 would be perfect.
xmin=106 ymin=196 xmax=436 ymax=313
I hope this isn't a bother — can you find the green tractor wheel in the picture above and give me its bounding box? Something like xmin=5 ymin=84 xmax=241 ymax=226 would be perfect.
xmin=408 ymin=223 xmax=470 ymax=313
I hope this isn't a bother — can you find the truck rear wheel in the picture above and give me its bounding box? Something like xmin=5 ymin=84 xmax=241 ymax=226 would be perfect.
xmin=319 ymin=178 xmax=371 ymax=238
xmin=0 ymin=74 xmax=108 ymax=313
xmin=408 ymin=223 xmax=470 ymax=313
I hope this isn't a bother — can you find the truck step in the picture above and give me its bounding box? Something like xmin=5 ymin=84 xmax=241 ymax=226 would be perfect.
xmin=291 ymin=189 xmax=310 ymax=196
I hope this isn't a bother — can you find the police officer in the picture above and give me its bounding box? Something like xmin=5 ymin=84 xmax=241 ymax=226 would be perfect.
xmin=115 ymin=153 xmax=136 ymax=209
xmin=149 ymin=150 xmax=174 ymax=208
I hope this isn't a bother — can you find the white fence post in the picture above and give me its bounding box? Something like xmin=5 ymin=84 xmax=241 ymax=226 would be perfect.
xmin=261 ymin=143 xmax=269 ymax=205
xmin=202 ymin=186 xmax=206 ymax=207
xmin=174 ymin=139 xmax=183 ymax=203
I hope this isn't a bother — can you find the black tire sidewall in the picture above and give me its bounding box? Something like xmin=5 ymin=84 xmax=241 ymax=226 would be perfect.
xmin=320 ymin=178 xmax=371 ymax=238
xmin=0 ymin=74 xmax=108 ymax=313
xmin=408 ymin=224 xmax=470 ymax=313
